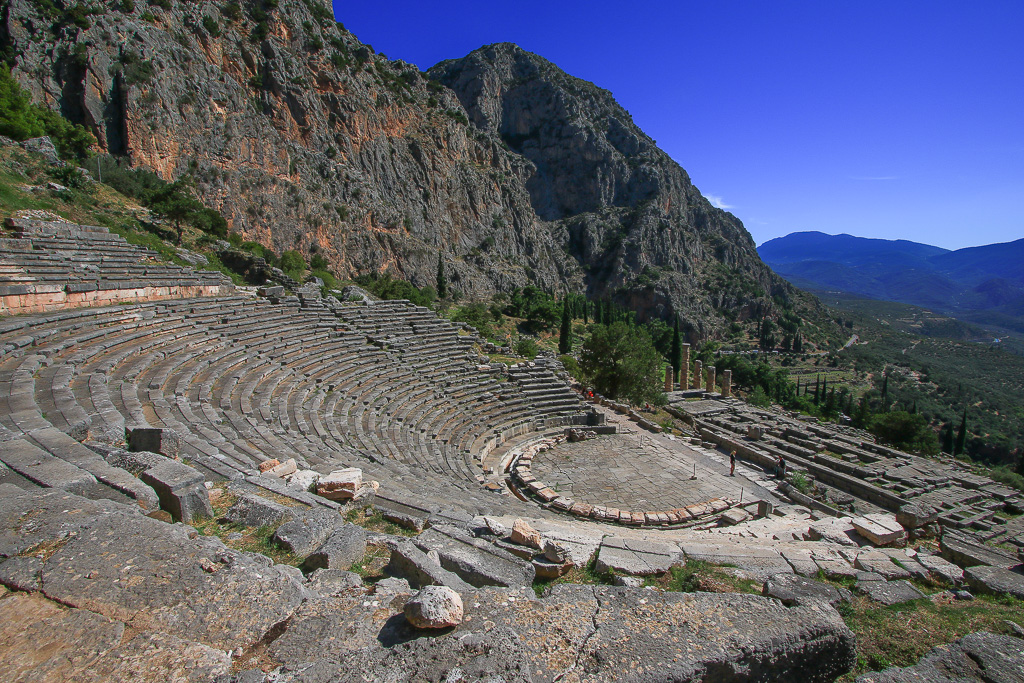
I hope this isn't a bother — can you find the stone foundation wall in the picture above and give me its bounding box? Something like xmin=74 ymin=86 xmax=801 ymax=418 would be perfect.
xmin=0 ymin=284 xmax=233 ymax=316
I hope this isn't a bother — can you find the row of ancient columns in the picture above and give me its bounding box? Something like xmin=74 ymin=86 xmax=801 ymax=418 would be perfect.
xmin=662 ymin=343 xmax=732 ymax=397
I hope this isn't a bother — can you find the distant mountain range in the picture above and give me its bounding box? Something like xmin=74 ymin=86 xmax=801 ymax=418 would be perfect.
xmin=758 ymin=232 xmax=1024 ymax=333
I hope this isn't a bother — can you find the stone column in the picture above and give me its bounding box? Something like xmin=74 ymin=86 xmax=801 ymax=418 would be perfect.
xmin=664 ymin=366 xmax=673 ymax=391
xmin=680 ymin=343 xmax=690 ymax=389
xmin=721 ymin=370 xmax=732 ymax=398
xmin=706 ymin=366 xmax=716 ymax=394
xmin=692 ymin=360 xmax=702 ymax=390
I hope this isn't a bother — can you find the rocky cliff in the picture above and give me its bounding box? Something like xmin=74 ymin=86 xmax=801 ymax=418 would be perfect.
xmin=2 ymin=0 xmax=813 ymax=338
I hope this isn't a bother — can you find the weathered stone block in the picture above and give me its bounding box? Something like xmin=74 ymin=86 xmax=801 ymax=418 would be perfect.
xmin=896 ymin=502 xmax=938 ymax=530
xmin=763 ymin=573 xmax=851 ymax=607
xmin=139 ymin=460 xmax=211 ymax=523
xmin=127 ymin=427 xmax=181 ymax=457
xmin=852 ymin=514 xmax=906 ymax=547
xmin=316 ymin=468 xmax=362 ymax=500
xmin=964 ymin=565 xmax=1024 ymax=600
xmin=273 ymin=510 xmax=341 ymax=557
xmin=304 ymin=524 xmax=367 ymax=571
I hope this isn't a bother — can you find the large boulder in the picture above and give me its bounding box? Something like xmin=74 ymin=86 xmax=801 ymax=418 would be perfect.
xmin=404 ymin=585 xmax=464 ymax=629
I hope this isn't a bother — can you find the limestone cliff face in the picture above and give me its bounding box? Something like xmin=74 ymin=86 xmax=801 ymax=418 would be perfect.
xmin=3 ymin=1 xmax=806 ymax=337
xmin=429 ymin=44 xmax=791 ymax=333
xmin=2 ymin=0 xmax=575 ymax=296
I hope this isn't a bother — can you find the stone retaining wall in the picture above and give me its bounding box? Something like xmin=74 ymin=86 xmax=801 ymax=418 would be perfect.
xmin=0 ymin=283 xmax=233 ymax=316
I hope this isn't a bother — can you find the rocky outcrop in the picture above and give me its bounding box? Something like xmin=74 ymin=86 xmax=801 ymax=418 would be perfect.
xmin=430 ymin=43 xmax=801 ymax=331
xmin=0 ymin=485 xmax=857 ymax=681
xmin=3 ymin=0 xmax=817 ymax=337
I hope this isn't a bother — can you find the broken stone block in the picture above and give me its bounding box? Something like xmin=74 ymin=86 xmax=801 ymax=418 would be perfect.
xmin=916 ymin=552 xmax=964 ymax=585
xmin=304 ymin=524 xmax=367 ymax=571
xmin=272 ymin=509 xmax=340 ymax=557
xmin=596 ymin=537 xmax=679 ymax=576
xmin=719 ymin=508 xmax=749 ymax=526
xmin=543 ymin=540 xmax=570 ymax=564
xmin=896 ymin=502 xmax=938 ymax=530
xmin=306 ymin=568 xmax=363 ymax=596
xmin=404 ymin=585 xmax=463 ymax=629
xmin=415 ymin=524 xmax=535 ymax=588
xmin=941 ymin=531 xmax=1020 ymax=569
xmin=262 ymin=458 xmax=297 ymax=478
xmin=533 ymin=557 xmax=573 ymax=579
xmin=854 ymin=551 xmax=911 ymax=580
xmin=385 ymin=540 xmax=473 ymax=592
xmin=138 ymin=459 xmax=212 ymax=523
xmin=286 ymin=469 xmax=320 ymax=492
xmin=852 ymin=514 xmax=906 ymax=547
xmin=316 ymin=468 xmax=362 ymax=500
xmin=258 ymin=459 xmax=281 ymax=473
xmin=223 ymin=493 xmax=292 ymax=529
xmin=763 ymin=573 xmax=851 ymax=607
xmin=510 ymin=518 xmax=542 ymax=550
xmin=127 ymin=427 xmax=181 ymax=458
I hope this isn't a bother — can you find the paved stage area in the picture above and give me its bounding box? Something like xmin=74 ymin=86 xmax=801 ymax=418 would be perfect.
xmin=531 ymin=407 xmax=781 ymax=513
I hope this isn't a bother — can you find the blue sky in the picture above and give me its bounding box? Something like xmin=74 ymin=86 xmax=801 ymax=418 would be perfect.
xmin=332 ymin=1 xmax=1023 ymax=251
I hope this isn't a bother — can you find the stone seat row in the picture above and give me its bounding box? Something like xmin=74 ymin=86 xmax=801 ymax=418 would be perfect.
xmin=0 ymin=294 xmax=587 ymax=510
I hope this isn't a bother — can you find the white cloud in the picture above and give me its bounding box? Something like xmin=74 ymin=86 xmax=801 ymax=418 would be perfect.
xmin=706 ymin=194 xmax=733 ymax=210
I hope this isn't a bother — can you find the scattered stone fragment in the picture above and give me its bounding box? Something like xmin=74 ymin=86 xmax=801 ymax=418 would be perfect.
xmin=316 ymin=468 xmax=363 ymax=500
xmin=286 ymin=469 xmax=320 ymax=492
xmin=896 ymin=502 xmax=938 ymax=530
xmin=258 ymin=459 xmax=280 ymax=473
xmin=262 ymin=458 xmax=297 ymax=478
xmin=510 ymin=518 xmax=543 ymax=549
xmin=613 ymin=575 xmax=644 ymax=588
xmin=852 ymin=514 xmax=906 ymax=547
xmin=223 ymin=493 xmax=292 ymax=528
xmin=404 ymin=585 xmax=464 ymax=629
xmin=305 ymin=524 xmax=367 ymax=571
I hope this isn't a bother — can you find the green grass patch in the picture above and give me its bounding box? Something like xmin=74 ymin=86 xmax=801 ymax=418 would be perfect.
xmin=343 ymin=505 xmax=418 ymax=537
xmin=836 ymin=593 xmax=1024 ymax=680
xmin=532 ymin=553 xmax=613 ymax=597
xmin=651 ymin=560 xmax=762 ymax=594
xmin=188 ymin=488 xmax=302 ymax=567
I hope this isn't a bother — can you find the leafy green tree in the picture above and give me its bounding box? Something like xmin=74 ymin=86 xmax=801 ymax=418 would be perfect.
xmin=150 ymin=178 xmax=204 ymax=245
xmin=514 ymin=337 xmax=538 ymax=359
xmin=279 ymin=250 xmax=307 ymax=279
xmin=869 ymin=411 xmax=939 ymax=456
xmin=0 ymin=64 xmax=95 ymax=159
xmin=558 ymin=302 xmax=571 ymax=354
xmin=579 ymin=322 xmax=664 ymax=406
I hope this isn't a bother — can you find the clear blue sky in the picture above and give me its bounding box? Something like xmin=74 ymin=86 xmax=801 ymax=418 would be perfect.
xmin=332 ymin=1 xmax=1023 ymax=251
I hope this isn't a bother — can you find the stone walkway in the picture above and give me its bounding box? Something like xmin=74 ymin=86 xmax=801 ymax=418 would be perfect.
xmin=530 ymin=407 xmax=780 ymax=513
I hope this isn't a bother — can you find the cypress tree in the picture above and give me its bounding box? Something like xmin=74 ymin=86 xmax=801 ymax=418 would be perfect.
xmin=941 ymin=421 xmax=954 ymax=454
xmin=814 ymin=375 xmax=821 ymax=404
xmin=435 ymin=252 xmax=447 ymax=299
xmin=582 ymin=299 xmax=588 ymax=324
xmin=670 ymin=318 xmax=681 ymax=381
xmin=954 ymin=408 xmax=968 ymax=456
xmin=558 ymin=302 xmax=571 ymax=355
xmin=880 ymin=372 xmax=889 ymax=410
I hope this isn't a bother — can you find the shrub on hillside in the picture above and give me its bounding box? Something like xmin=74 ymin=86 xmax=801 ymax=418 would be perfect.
xmin=0 ymin=65 xmax=95 ymax=160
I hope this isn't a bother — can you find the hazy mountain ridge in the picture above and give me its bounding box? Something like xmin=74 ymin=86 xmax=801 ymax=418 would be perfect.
xmin=759 ymin=231 xmax=1024 ymax=332
xmin=2 ymin=0 xmax=829 ymax=341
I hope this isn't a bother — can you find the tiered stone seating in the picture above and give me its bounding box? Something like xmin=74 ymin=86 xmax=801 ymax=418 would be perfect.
xmin=0 ymin=218 xmax=232 ymax=315
xmin=0 ymin=225 xmax=589 ymax=514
